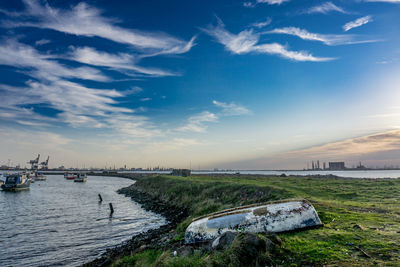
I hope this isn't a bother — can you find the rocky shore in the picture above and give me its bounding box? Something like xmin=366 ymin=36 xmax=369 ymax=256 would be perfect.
xmin=83 ymin=183 xmax=188 ymax=267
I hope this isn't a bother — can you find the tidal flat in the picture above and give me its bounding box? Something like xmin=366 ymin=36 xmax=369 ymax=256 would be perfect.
xmin=96 ymin=174 xmax=400 ymax=266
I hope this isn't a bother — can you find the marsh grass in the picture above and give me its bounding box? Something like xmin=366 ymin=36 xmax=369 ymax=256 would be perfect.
xmin=117 ymin=175 xmax=400 ymax=266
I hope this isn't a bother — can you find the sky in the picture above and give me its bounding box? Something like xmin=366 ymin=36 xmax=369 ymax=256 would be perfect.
xmin=0 ymin=0 xmax=399 ymax=169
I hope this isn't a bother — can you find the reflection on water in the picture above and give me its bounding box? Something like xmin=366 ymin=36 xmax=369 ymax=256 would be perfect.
xmin=0 ymin=175 xmax=166 ymax=266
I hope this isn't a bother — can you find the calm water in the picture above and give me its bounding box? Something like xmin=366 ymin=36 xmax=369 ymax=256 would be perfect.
xmin=0 ymin=175 xmax=166 ymax=266
xmin=117 ymin=170 xmax=400 ymax=179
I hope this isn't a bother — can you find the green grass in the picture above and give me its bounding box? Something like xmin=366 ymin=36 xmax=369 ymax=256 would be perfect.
xmin=115 ymin=175 xmax=400 ymax=266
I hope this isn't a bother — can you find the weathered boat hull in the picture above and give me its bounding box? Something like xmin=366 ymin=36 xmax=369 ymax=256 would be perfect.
xmin=185 ymin=199 xmax=323 ymax=244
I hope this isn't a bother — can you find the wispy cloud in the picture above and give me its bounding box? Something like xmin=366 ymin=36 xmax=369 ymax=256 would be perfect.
xmin=250 ymin=18 xmax=272 ymax=29
xmin=364 ymin=0 xmax=400 ymax=2
xmin=203 ymin=19 xmax=334 ymax=62
xmin=243 ymin=2 xmax=256 ymax=8
xmin=305 ymin=2 xmax=347 ymax=14
xmin=0 ymin=40 xmax=161 ymax=137
xmin=0 ymin=40 xmax=109 ymax=82
xmin=213 ymin=100 xmax=251 ymax=116
xmin=266 ymin=27 xmax=379 ymax=45
xmin=3 ymin=0 xmax=195 ymax=55
xmin=343 ymin=16 xmax=373 ymax=31
xmin=178 ymin=111 xmax=218 ymax=133
xmin=69 ymin=46 xmax=176 ymax=77
xmin=256 ymin=0 xmax=290 ymax=5
xmin=281 ymin=130 xmax=400 ymax=159
xmin=35 ymin=39 xmax=50 ymax=46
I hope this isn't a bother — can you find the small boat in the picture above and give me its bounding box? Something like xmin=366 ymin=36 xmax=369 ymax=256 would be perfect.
xmin=74 ymin=173 xmax=87 ymax=183
xmin=64 ymin=172 xmax=77 ymax=180
xmin=1 ymin=173 xmax=31 ymax=191
xmin=34 ymin=171 xmax=46 ymax=181
xmin=185 ymin=199 xmax=323 ymax=244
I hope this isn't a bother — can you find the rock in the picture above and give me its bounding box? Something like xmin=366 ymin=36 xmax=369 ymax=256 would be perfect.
xmin=212 ymin=231 xmax=238 ymax=250
xmin=177 ymin=246 xmax=194 ymax=257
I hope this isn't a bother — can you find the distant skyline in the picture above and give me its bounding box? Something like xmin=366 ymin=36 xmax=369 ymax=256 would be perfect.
xmin=0 ymin=0 xmax=400 ymax=169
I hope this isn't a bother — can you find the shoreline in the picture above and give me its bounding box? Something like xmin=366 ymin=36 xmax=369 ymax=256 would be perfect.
xmin=82 ymin=173 xmax=400 ymax=266
xmin=83 ymin=182 xmax=188 ymax=267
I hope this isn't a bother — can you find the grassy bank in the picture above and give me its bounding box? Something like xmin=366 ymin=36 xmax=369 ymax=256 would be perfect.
xmin=114 ymin=175 xmax=400 ymax=266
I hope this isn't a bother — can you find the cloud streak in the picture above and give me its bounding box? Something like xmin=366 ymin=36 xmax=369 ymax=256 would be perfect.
xmin=213 ymin=100 xmax=251 ymax=116
xmin=203 ymin=20 xmax=334 ymax=62
xmin=178 ymin=111 xmax=218 ymax=133
xmin=266 ymin=27 xmax=378 ymax=45
xmin=256 ymin=0 xmax=290 ymax=4
xmin=305 ymin=2 xmax=347 ymax=14
xmin=343 ymin=16 xmax=373 ymax=31
xmin=69 ymin=46 xmax=176 ymax=77
xmin=4 ymin=0 xmax=195 ymax=56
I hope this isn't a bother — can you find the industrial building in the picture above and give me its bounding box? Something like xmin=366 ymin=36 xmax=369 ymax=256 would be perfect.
xmin=329 ymin=162 xmax=346 ymax=170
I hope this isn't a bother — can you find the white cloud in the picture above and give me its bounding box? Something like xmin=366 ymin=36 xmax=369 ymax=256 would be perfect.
xmin=267 ymin=27 xmax=379 ymax=45
xmin=243 ymin=2 xmax=256 ymax=7
xmin=69 ymin=46 xmax=176 ymax=77
xmin=140 ymin=97 xmax=152 ymax=102
xmin=213 ymin=100 xmax=251 ymax=116
xmin=0 ymin=40 xmax=109 ymax=82
xmin=305 ymin=2 xmax=347 ymax=14
xmin=364 ymin=0 xmax=400 ymax=2
xmin=256 ymin=0 xmax=290 ymax=4
xmin=178 ymin=111 xmax=218 ymax=132
xmin=35 ymin=39 xmax=50 ymax=46
xmin=203 ymin=20 xmax=334 ymax=61
xmin=343 ymin=16 xmax=373 ymax=32
xmin=250 ymin=18 xmax=272 ymax=29
xmin=4 ymin=0 xmax=195 ymax=55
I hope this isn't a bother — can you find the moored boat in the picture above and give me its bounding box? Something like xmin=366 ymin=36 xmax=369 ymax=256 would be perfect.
xmin=34 ymin=171 xmax=47 ymax=181
xmin=185 ymin=199 xmax=323 ymax=244
xmin=1 ymin=173 xmax=31 ymax=191
xmin=74 ymin=173 xmax=87 ymax=183
xmin=64 ymin=172 xmax=77 ymax=180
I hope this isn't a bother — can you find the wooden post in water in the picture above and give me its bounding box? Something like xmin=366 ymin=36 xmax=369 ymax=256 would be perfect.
xmin=109 ymin=203 xmax=114 ymax=215
xmin=98 ymin=194 xmax=103 ymax=202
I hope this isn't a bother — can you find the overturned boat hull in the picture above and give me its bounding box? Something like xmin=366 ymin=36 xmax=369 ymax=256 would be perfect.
xmin=185 ymin=199 xmax=323 ymax=244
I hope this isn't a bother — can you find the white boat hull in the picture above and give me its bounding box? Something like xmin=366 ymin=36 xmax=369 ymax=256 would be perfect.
xmin=185 ymin=199 xmax=323 ymax=244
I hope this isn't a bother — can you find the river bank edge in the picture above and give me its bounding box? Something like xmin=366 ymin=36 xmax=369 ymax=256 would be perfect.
xmin=82 ymin=173 xmax=400 ymax=266
xmin=82 ymin=174 xmax=188 ymax=267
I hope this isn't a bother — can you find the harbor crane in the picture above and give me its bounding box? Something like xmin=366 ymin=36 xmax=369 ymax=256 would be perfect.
xmin=28 ymin=154 xmax=40 ymax=171
xmin=40 ymin=156 xmax=50 ymax=170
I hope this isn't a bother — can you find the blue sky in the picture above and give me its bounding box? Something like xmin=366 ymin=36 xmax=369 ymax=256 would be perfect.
xmin=0 ymin=0 xmax=400 ymax=169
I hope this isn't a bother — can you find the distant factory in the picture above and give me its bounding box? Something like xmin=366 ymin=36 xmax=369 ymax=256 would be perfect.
xmin=305 ymin=161 xmax=369 ymax=171
xmin=306 ymin=160 xmax=346 ymax=170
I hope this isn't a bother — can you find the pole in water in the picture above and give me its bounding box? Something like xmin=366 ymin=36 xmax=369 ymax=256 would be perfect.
xmin=98 ymin=194 xmax=103 ymax=202
xmin=109 ymin=203 xmax=114 ymax=215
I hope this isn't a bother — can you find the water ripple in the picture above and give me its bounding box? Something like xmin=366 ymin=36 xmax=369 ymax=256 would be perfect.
xmin=0 ymin=175 xmax=166 ymax=266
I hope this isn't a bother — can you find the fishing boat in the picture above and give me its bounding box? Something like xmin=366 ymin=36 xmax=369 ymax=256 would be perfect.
xmin=185 ymin=199 xmax=323 ymax=244
xmin=1 ymin=173 xmax=31 ymax=191
xmin=64 ymin=172 xmax=77 ymax=180
xmin=74 ymin=173 xmax=87 ymax=183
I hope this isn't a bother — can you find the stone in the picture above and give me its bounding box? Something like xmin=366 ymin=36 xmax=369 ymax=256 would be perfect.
xmin=212 ymin=231 xmax=238 ymax=250
xmin=177 ymin=246 xmax=194 ymax=257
